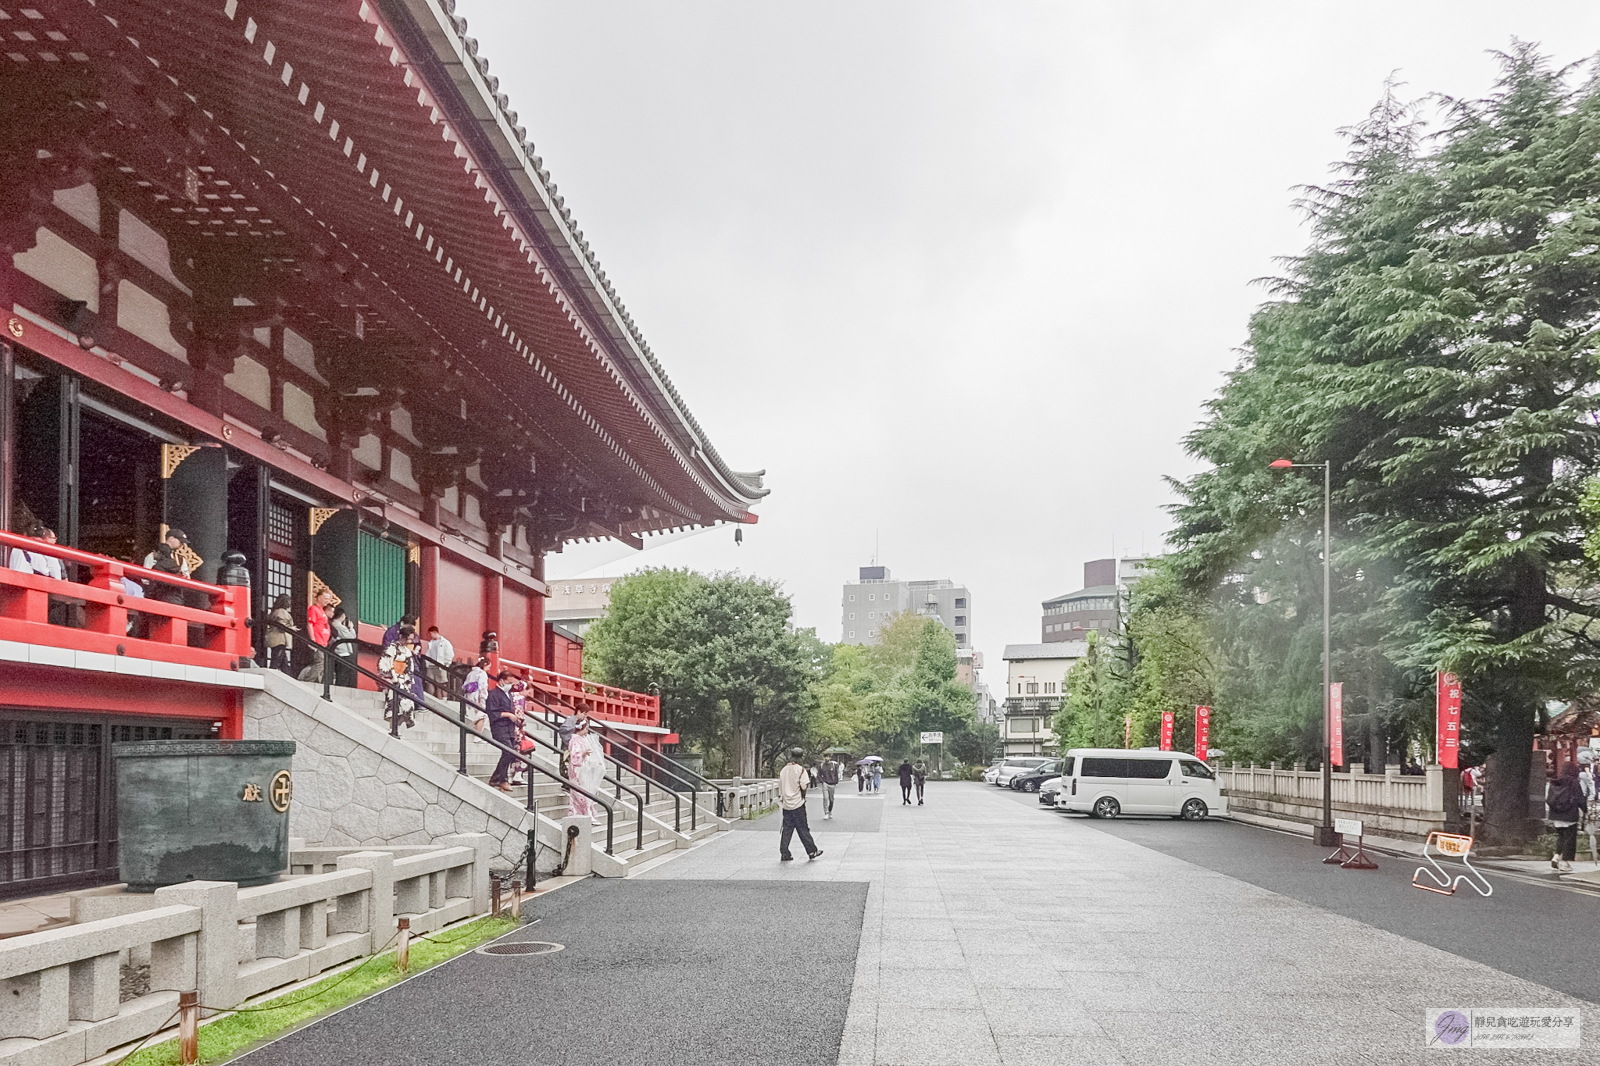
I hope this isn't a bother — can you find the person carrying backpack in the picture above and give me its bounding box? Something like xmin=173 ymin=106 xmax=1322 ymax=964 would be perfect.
xmin=1548 ymin=761 xmax=1582 ymax=874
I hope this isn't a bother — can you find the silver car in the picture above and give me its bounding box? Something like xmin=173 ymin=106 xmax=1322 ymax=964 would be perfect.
xmin=994 ymin=757 xmax=1052 ymax=788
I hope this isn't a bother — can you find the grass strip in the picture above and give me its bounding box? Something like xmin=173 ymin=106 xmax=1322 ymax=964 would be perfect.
xmin=120 ymin=914 xmax=518 ymax=1066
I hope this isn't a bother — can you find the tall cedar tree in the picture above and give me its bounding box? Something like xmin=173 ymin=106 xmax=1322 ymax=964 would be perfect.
xmin=1173 ymin=48 xmax=1600 ymax=841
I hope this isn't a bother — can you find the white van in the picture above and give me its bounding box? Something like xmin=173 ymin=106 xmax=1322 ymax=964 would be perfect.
xmin=1054 ymin=748 xmax=1226 ymax=820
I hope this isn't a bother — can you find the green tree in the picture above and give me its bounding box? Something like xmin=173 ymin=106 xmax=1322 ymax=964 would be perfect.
xmin=585 ymin=569 xmax=815 ymax=777
xmin=1171 ymin=48 xmax=1600 ymax=840
xmin=1052 ymin=632 xmax=1124 ymax=749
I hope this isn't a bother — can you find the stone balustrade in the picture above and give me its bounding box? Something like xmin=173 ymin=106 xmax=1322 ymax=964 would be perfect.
xmin=0 ymin=836 xmax=492 ymax=1066
xmin=711 ymin=778 xmax=782 ymax=819
xmin=1215 ymin=762 xmax=1447 ymax=839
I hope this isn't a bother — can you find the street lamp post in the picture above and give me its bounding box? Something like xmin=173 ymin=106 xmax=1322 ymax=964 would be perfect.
xmin=1270 ymin=458 xmax=1338 ymax=846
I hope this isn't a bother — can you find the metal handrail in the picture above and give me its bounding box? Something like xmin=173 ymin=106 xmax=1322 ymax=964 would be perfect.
xmin=610 ymin=729 xmax=726 ymax=821
xmin=415 ymin=648 xmax=670 ymax=839
xmin=516 ymin=688 xmax=687 ymax=834
xmin=262 ymin=619 xmax=617 ymax=854
xmin=396 ymin=645 xmax=647 ymax=850
xmin=584 ymin=719 xmax=716 ymax=829
xmin=525 ymin=685 xmax=726 ymax=823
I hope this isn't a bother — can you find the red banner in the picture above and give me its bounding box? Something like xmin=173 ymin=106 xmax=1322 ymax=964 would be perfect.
xmin=1159 ymin=711 xmax=1174 ymax=751
xmin=1329 ymin=683 xmax=1344 ymax=767
xmin=1195 ymin=705 xmax=1211 ymax=760
xmin=1436 ymin=671 xmax=1461 ymax=769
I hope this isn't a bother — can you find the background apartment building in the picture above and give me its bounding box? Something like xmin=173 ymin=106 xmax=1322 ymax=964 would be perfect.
xmin=1001 ymin=642 xmax=1086 ymax=756
xmin=841 ymin=566 xmax=972 ymax=648
xmin=1040 ymin=556 xmax=1157 ymax=642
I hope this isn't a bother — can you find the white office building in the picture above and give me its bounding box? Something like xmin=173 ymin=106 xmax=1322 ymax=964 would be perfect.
xmin=840 ymin=565 xmax=972 ymax=648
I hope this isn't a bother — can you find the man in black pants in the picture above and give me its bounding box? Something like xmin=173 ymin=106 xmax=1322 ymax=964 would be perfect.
xmin=486 ymin=670 xmax=521 ymax=793
xmin=778 ymin=747 xmax=822 ymax=862
xmin=819 ymin=754 xmax=841 ymax=820
xmin=898 ymin=759 xmax=914 ymax=804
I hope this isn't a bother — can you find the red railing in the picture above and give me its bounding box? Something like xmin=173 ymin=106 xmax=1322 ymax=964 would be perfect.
xmin=497 ymin=655 xmax=661 ymax=728
xmin=0 ymin=531 xmax=250 ymax=671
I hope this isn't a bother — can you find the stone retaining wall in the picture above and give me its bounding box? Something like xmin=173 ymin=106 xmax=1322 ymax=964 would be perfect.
xmin=241 ymin=669 xmax=577 ymax=872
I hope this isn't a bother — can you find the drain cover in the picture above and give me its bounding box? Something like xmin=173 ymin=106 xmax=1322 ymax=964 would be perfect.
xmin=477 ymin=941 xmax=565 ymax=956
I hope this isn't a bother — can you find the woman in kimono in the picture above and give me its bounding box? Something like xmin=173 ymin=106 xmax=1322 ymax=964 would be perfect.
xmin=377 ymin=625 xmax=418 ymax=728
xmin=566 ymin=717 xmax=608 ymax=824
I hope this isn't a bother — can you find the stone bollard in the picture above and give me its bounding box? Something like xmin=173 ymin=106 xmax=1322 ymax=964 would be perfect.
xmin=335 ymin=851 xmax=396 ymax=948
xmin=560 ymin=816 xmax=592 ymax=876
xmin=439 ymin=833 xmax=494 ymax=913
xmin=152 ymin=881 xmax=239 ymax=1016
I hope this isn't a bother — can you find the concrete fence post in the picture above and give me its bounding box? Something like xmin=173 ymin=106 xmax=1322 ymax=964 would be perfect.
xmin=0 ymin=962 xmax=69 ymax=1039
xmin=336 ymin=851 xmax=397 ymax=949
xmin=152 ymin=881 xmax=239 ymax=1014
xmin=1425 ymin=765 xmax=1445 ymax=820
xmin=560 ymin=816 xmax=593 ymax=876
xmin=439 ymin=833 xmax=494 ymax=913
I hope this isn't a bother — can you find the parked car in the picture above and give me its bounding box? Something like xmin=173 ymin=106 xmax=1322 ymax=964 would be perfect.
xmin=994 ymin=757 xmax=1053 ymax=788
xmin=1009 ymin=759 xmax=1063 ymax=792
xmin=1054 ymin=748 xmax=1226 ymax=820
xmin=981 ymin=760 xmax=1005 ymax=785
xmin=1039 ymin=772 xmax=1068 ymax=806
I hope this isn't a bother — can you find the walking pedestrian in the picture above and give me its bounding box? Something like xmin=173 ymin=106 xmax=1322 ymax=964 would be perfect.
xmin=1548 ymin=760 xmax=1582 ymax=874
xmin=425 ymin=625 xmax=454 ymax=696
xmin=819 ymin=753 xmax=841 ymax=820
xmin=913 ymin=758 xmax=927 ymax=805
xmin=486 ymin=671 xmax=521 ymax=792
xmin=461 ymin=657 xmax=490 ymax=732
xmin=378 ymin=624 xmax=419 ymax=729
xmin=144 ymin=538 xmax=187 ymax=605
xmin=872 ymin=763 xmax=882 ymax=793
xmin=329 ymin=607 xmax=358 ymax=687
xmin=1581 ymin=750 xmax=1600 ymax=866
xmin=898 ymin=759 xmax=914 ymax=805
xmin=382 ymin=613 xmax=417 ymax=650
xmin=8 ymin=526 xmax=62 ymax=579
xmin=856 ymin=763 xmax=865 ymax=793
xmin=778 ymin=747 xmax=822 ymax=862
xmin=300 ymin=589 xmax=334 ymax=684
xmin=143 ymin=528 xmax=190 ymax=578
xmin=566 ymin=717 xmax=607 ymax=824
xmin=264 ymin=593 xmax=295 ymax=674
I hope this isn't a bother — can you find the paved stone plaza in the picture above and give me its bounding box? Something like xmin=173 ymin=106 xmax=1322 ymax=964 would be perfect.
xmin=646 ymin=782 xmax=1595 ymax=1065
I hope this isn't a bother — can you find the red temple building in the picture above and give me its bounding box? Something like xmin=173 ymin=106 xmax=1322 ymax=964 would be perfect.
xmin=0 ymin=0 xmax=764 ymax=894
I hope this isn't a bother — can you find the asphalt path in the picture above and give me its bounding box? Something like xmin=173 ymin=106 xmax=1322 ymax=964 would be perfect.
xmin=235 ymin=878 xmax=868 ymax=1066
xmin=990 ymin=784 xmax=1600 ymax=1005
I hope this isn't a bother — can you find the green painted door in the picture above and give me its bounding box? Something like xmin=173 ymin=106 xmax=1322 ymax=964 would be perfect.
xmin=357 ymin=531 xmax=405 ymax=628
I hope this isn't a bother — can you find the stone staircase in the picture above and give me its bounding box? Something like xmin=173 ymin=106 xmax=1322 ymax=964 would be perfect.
xmin=334 ymin=686 xmax=722 ymax=869
xmin=243 ymin=671 xmax=728 ymax=878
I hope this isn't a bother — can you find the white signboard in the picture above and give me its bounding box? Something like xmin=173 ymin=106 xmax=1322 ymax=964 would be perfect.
xmin=920 ymin=732 xmax=945 ymax=745
xmin=1334 ymin=817 xmax=1364 ymax=838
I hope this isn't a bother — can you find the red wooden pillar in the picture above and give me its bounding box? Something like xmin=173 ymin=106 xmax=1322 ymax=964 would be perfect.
xmin=529 ymin=549 xmax=545 ymax=670
xmin=419 ymin=542 xmax=439 ymax=631
xmin=484 ymin=570 xmax=501 ymax=674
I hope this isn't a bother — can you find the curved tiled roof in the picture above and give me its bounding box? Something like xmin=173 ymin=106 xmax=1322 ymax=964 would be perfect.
xmin=404 ymin=0 xmax=768 ymax=509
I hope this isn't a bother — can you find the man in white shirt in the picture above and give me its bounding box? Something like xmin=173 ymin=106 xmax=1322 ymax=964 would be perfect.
xmin=425 ymin=625 xmax=454 ymax=697
xmin=8 ymin=528 xmax=63 ymax=580
xmin=778 ymin=747 xmax=823 ymax=862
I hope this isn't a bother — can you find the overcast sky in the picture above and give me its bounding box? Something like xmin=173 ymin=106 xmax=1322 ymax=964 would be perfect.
xmin=462 ymin=1 xmax=1600 ymax=686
